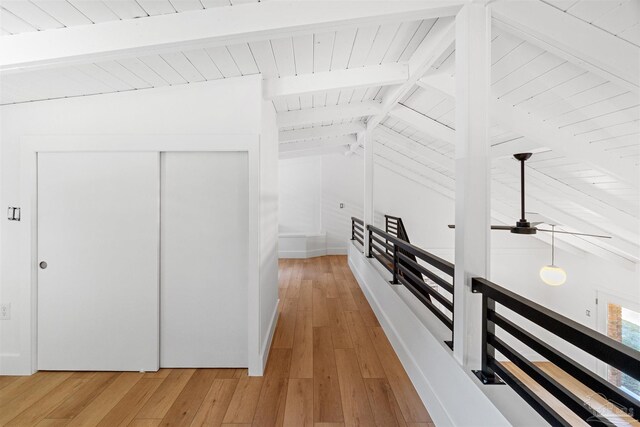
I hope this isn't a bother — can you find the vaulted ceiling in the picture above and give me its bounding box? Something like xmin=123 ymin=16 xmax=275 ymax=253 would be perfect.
xmin=1 ymin=0 xmax=638 ymax=263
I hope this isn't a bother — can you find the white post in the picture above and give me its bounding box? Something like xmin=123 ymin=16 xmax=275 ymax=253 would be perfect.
xmin=453 ymin=3 xmax=491 ymax=369
xmin=362 ymin=131 xmax=374 ymax=256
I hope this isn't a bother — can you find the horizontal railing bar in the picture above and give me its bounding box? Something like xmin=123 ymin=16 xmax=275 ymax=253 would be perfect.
xmin=384 ymin=215 xmax=401 ymax=221
xmin=473 ymin=277 xmax=640 ymax=381
xmin=354 ymin=236 xmax=363 ymax=246
xmin=354 ymin=230 xmax=364 ymax=240
xmin=490 ymin=311 xmax=640 ymax=416
xmin=397 ymin=274 xmax=453 ymax=330
xmin=351 ymin=217 xmax=364 ymax=225
xmin=397 ymin=252 xmax=454 ymax=294
xmin=490 ymin=334 xmax=607 ymax=425
xmin=371 ymin=234 xmax=393 ymax=252
xmin=368 ymin=225 xmax=454 ymax=276
xmin=372 ymin=252 xmax=393 ymax=273
xmin=371 ymin=242 xmax=392 ymax=263
xmin=354 ymin=223 xmax=364 ymax=231
xmin=398 ymin=264 xmax=453 ymax=311
xmin=489 ymin=357 xmax=572 ymax=427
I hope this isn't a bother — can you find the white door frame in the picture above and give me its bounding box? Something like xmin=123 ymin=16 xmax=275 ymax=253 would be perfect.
xmin=20 ymin=134 xmax=260 ymax=375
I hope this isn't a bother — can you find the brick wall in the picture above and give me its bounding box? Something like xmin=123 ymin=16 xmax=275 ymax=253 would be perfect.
xmin=607 ymin=303 xmax=623 ymax=387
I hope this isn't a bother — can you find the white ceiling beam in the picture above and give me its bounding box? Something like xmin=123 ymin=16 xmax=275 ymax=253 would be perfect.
xmin=0 ymin=1 xmax=466 ymax=73
xmin=279 ymin=122 xmax=365 ymax=143
xmin=367 ymin=15 xmax=456 ymax=130
xmin=491 ymin=0 xmax=639 ymax=93
xmin=277 ymin=101 xmax=382 ymax=128
xmin=280 ymin=134 xmax=355 ymax=154
xmin=265 ymin=63 xmax=407 ymax=99
xmin=420 ymin=73 xmax=639 ymax=189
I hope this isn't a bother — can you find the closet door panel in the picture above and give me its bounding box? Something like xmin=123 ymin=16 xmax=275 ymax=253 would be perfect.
xmin=160 ymin=151 xmax=249 ymax=367
xmin=38 ymin=152 xmax=160 ymax=371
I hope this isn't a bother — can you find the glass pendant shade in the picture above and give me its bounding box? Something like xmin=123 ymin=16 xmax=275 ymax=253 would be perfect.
xmin=539 ymin=265 xmax=567 ymax=286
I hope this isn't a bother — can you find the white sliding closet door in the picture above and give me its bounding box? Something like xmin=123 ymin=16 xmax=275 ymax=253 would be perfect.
xmin=38 ymin=152 xmax=160 ymax=371
xmin=160 ymin=152 xmax=249 ymax=367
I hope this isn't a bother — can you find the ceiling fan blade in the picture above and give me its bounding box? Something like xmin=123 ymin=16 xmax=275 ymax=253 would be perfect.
xmin=491 ymin=225 xmax=513 ymax=230
xmin=448 ymin=225 xmax=513 ymax=230
xmin=536 ymin=228 xmax=612 ymax=239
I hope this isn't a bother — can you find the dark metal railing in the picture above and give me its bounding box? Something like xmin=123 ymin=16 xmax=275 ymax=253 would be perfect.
xmin=367 ymin=223 xmax=455 ymax=344
xmin=351 ymin=217 xmax=364 ymax=249
xmin=472 ymin=277 xmax=640 ymax=425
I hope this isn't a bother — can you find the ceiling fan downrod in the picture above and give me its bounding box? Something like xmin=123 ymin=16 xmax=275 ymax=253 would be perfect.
xmin=512 ymin=153 xmax=534 ymax=234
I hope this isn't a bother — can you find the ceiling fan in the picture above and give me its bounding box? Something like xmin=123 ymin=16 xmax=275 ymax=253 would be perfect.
xmin=448 ymin=153 xmax=612 ymax=239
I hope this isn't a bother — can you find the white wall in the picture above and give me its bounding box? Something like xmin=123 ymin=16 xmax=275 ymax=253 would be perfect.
xmin=0 ymin=76 xmax=279 ymax=375
xmin=322 ymin=153 xmax=365 ymax=253
xmin=278 ymin=152 xmax=363 ymax=256
xmin=279 ymin=156 xmax=322 ymax=234
xmin=373 ymin=163 xmax=640 ymax=369
xmin=259 ymin=100 xmax=280 ymax=373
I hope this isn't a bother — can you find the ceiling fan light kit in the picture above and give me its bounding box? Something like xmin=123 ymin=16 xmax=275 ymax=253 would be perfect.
xmin=540 ymin=225 xmax=567 ymax=286
xmin=540 ymin=265 xmax=567 ymax=286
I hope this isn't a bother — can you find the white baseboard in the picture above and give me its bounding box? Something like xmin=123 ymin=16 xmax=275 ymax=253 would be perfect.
xmin=0 ymin=353 xmax=29 ymax=376
xmin=257 ymin=298 xmax=279 ymax=376
xmin=348 ymin=244 xmax=512 ymax=427
xmin=326 ymin=247 xmax=348 ymax=255
xmin=278 ymin=248 xmax=327 ymax=259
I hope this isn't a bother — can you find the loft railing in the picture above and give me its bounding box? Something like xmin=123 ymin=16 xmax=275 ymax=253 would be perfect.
xmin=472 ymin=277 xmax=640 ymax=425
xmin=350 ymin=217 xmax=640 ymax=424
xmin=367 ymin=221 xmax=454 ymax=345
xmin=351 ymin=217 xmax=364 ymax=248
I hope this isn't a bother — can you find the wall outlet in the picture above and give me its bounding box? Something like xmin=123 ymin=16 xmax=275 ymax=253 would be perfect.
xmin=0 ymin=303 xmax=10 ymax=320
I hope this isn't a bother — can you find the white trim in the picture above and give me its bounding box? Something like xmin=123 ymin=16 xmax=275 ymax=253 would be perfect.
xmin=258 ymin=298 xmax=280 ymax=375
xmin=17 ymin=134 xmax=261 ymax=375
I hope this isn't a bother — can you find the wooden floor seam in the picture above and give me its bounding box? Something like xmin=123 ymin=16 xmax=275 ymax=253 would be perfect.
xmin=0 ymin=255 xmax=434 ymax=427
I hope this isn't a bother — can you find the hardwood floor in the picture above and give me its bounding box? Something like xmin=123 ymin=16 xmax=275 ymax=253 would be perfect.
xmin=0 ymin=256 xmax=433 ymax=427
xmin=504 ymin=362 xmax=639 ymax=427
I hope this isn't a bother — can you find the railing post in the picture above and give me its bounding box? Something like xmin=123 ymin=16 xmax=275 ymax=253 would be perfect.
xmin=391 ymin=244 xmax=399 ymax=284
xmin=351 ymin=219 xmax=355 ymax=241
xmin=472 ymin=280 xmax=502 ymax=384
xmin=367 ymin=226 xmax=373 ymax=258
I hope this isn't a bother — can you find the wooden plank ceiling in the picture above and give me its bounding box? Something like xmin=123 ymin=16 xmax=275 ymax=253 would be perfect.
xmin=0 ymin=0 xmax=638 ymax=263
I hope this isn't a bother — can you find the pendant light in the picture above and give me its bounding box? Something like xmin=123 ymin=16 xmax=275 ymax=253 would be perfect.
xmin=540 ymin=225 xmax=567 ymax=286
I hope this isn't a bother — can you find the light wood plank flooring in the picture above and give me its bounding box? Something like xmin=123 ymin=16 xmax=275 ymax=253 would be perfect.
xmin=504 ymin=362 xmax=639 ymax=427
xmin=0 ymin=256 xmax=433 ymax=427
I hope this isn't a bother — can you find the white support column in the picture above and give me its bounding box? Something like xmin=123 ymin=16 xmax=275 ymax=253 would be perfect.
xmin=453 ymin=3 xmax=491 ymax=369
xmin=362 ymin=131 xmax=374 ymax=256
